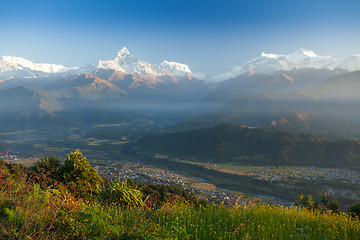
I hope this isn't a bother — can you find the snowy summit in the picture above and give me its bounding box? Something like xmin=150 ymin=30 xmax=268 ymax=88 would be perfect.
xmin=1 ymin=47 xmax=360 ymax=82
xmin=96 ymin=47 xmax=193 ymax=77
xmin=0 ymin=56 xmax=71 ymax=79
xmin=211 ymin=48 xmax=360 ymax=82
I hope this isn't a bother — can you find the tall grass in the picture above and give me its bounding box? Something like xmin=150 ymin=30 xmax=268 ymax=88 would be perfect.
xmin=92 ymin=202 xmax=360 ymax=239
xmin=1 ymin=161 xmax=359 ymax=239
xmin=1 ymin=185 xmax=359 ymax=239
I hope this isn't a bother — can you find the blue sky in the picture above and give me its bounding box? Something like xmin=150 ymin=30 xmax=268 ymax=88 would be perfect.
xmin=1 ymin=0 xmax=360 ymax=75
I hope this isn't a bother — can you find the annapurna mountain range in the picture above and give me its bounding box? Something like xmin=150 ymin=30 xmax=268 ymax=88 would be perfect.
xmin=1 ymin=48 xmax=360 ymax=83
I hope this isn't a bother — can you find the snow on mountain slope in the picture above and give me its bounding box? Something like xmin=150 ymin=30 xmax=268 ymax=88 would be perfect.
xmin=93 ymin=47 xmax=195 ymax=78
xmin=159 ymin=60 xmax=191 ymax=76
xmin=0 ymin=56 xmax=69 ymax=73
xmin=211 ymin=48 xmax=348 ymax=82
xmin=97 ymin=47 xmax=156 ymax=75
xmin=0 ymin=47 xmax=202 ymax=82
xmin=3 ymin=47 xmax=360 ymax=83
xmin=329 ymin=54 xmax=360 ymax=72
xmin=286 ymin=49 xmax=335 ymax=69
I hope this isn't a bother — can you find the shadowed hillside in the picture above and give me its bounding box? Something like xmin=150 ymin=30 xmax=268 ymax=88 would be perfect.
xmin=135 ymin=124 xmax=360 ymax=167
xmin=266 ymin=112 xmax=360 ymax=139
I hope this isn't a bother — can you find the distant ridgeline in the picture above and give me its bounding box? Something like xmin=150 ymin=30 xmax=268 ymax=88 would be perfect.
xmin=134 ymin=124 xmax=360 ymax=168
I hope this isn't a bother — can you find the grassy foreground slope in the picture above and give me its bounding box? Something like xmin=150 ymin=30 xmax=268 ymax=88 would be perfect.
xmin=0 ymin=152 xmax=359 ymax=239
xmin=1 ymin=184 xmax=359 ymax=239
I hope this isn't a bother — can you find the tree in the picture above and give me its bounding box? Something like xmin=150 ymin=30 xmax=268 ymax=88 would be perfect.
xmin=61 ymin=150 xmax=103 ymax=200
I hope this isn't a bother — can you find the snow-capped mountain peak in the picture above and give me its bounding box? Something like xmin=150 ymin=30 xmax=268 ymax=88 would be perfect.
xmin=260 ymin=48 xmax=318 ymax=60
xmin=117 ymin=47 xmax=130 ymax=57
xmin=330 ymin=54 xmax=360 ymax=72
xmin=113 ymin=47 xmax=139 ymax=64
xmin=285 ymin=49 xmax=334 ymax=68
xmin=0 ymin=47 xmax=205 ymax=82
xmin=97 ymin=47 xmax=160 ymax=75
xmin=211 ymin=48 xmax=339 ymax=82
xmin=93 ymin=47 xmax=195 ymax=77
xmin=160 ymin=60 xmax=191 ymax=76
xmin=0 ymin=56 xmax=69 ymax=73
xmin=0 ymin=55 xmax=74 ymax=80
xmin=294 ymin=48 xmax=318 ymax=58
xmin=260 ymin=52 xmax=280 ymax=59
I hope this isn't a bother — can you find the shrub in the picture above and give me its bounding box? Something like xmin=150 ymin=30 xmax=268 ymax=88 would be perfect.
xmin=61 ymin=150 xmax=103 ymax=200
xmin=295 ymin=194 xmax=319 ymax=210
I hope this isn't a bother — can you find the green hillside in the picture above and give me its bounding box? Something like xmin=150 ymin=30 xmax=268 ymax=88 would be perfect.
xmin=135 ymin=124 xmax=360 ymax=167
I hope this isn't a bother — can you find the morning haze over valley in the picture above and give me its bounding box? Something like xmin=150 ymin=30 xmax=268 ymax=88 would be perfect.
xmin=1 ymin=0 xmax=360 ymax=239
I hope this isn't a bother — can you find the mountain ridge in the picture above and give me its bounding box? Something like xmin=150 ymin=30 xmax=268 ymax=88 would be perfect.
xmin=211 ymin=48 xmax=360 ymax=82
xmin=2 ymin=48 xmax=360 ymax=82
xmin=0 ymin=47 xmax=197 ymax=81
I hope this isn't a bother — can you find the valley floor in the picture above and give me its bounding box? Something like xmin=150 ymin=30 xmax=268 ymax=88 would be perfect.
xmin=2 ymin=127 xmax=360 ymax=210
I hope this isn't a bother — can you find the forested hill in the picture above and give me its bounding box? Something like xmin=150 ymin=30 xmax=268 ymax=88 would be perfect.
xmin=135 ymin=124 xmax=360 ymax=167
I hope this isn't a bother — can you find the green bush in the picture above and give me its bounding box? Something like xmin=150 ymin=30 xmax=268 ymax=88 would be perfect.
xmin=138 ymin=182 xmax=207 ymax=207
xmin=295 ymin=194 xmax=319 ymax=210
xmin=62 ymin=150 xmax=103 ymax=200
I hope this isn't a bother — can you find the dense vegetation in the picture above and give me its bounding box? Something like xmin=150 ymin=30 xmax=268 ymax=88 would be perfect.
xmin=1 ymin=151 xmax=360 ymax=239
xmin=135 ymin=124 xmax=360 ymax=167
